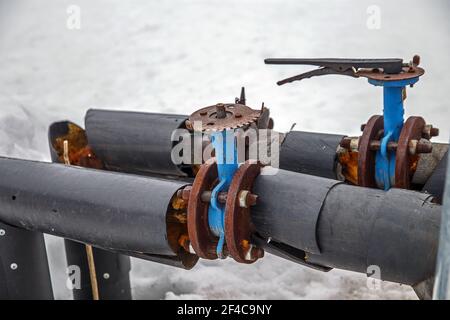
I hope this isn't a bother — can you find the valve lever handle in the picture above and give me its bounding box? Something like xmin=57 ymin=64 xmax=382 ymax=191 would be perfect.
xmin=264 ymin=58 xmax=404 ymax=73
xmin=265 ymin=57 xmax=406 ymax=85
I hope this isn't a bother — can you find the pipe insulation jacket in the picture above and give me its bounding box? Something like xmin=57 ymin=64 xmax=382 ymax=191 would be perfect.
xmin=83 ymin=110 xmax=446 ymax=186
xmin=49 ymin=120 xmax=132 ymax=300
xmin=0 ymin=157 xmax=187 ymax=257
xmin=279 ymin=131 xmax=345 ymax=179
xmin=85 ymin=109 xmax=189 ymax=177
xmin=252 ymin=168 xmax=441 ymax=286
xmin=0 ymin=157 xmax=441 ymax=286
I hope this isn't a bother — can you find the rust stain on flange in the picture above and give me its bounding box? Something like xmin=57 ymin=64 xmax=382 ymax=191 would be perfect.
xmin=395 ymin=116 xmax=426 ymax=189
xmin=187 ymin=160 xmax=220 ymax=259
xmin=224 ymin=161 xmax=264 ymax=264
xmin=357 ymin=115 xmax=383 ymax=187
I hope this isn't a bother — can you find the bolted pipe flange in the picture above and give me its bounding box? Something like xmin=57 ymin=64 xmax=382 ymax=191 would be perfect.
xmin=395 ymin=116 xmax=427 ymax=189
xmin=224 ymin=161 xmax=264 ymax=264
xmin=357 ymin=115 xmax=384 ymax=187
xmin=187 ymin=160 xmax=221 ymax=260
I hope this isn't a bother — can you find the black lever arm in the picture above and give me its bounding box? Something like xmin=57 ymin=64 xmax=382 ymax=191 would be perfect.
xmin=264 ymin=58 xmax=404 ymax=74
xmin=265 ymin=57 xmax=405 ymax=86
xmin=276 ymin=66 xmax=358 ymax=85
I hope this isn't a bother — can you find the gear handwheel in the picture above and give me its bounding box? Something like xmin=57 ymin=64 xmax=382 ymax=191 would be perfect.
xmin=188 ymin=103 xmax=261 ymax=132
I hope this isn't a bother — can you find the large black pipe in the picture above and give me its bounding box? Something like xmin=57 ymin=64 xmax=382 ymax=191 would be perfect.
xmin=83 ymin=109 xmax=446 ymax=186
xmin=84 ymin=109 xmax=343 ymax=180
xmin=0 ymin=156 xmax=440 ymax=287
xmin=0 ymin=222 xmax=54 ymax=299
xmin=279 ymin=131 xmax=344 ymax=180
xmin=85 ymin=109 xmax=190 ymax=177
xmin=49 ymin=121 xmax=132 ymax=300
xmin=422 ymin=150 xmax=448 ymax=204
xmin=0 ymin=157 xmax=198 ymax=270
xmin=252 ymin=168 xmax=441 ymax=286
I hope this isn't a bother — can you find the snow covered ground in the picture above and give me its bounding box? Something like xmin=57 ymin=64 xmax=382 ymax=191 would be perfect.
xmin=0 ymin=0 xmax=448 ymax=299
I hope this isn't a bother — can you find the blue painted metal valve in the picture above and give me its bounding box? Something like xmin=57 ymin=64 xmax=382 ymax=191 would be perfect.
xmin=369 ymin=77 xmax=419 ymax=190
xmin=265 ymin=55 xmax=426 ymax=190
xmin=187 ymin=97 xmax=262 ymax=259
xmin=208 ymin=130 xmax=239 ymax=258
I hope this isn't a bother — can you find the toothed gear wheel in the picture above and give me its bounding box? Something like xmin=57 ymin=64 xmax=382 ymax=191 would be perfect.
xmin=188 ymin=103 xmax=261 ymax=132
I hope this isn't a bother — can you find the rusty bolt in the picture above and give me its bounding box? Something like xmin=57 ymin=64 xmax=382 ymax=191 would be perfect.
xmin=200 ymin=191 xmax=227 ymax=203
xmin=416 ymin=139 xmax=433 ymax=154
xmin=185 ymin=120 xmax=193 ymax=130
xmin=408 ymin=139 xmax=418 ymax=155
xmin=253 ymin=247 xmax=264 ymax=259
xmin=408 ymin=139 xmax=433 ymax=155
xmin=369 ymin=140 xmax=398 ymax=151
xmin=430 ymin=128 xmax=438 ymax=138
xmin=340 ymin=137 xmax=359 ymax=152
xmin=430 ymin=127 xmax=439 ymax=137
xmin=422 ymin=125 xmax=432 ymax=139
xmin=422 ymin=125 xmax=439 ymax=139
xmin=340 ymin=137 xmax=351 ymax=149
xmin=247 ymin=194 xmax=258 ymax=206
xmin=238 ymin=190 xmax=258 ymax=208
xmin=245 ymin=245 xmax=264 ymax=261
xmin=177 ymin=186 xmax=192 ymax=201
xmin=215 ymin=104 xmax=226 ymax=119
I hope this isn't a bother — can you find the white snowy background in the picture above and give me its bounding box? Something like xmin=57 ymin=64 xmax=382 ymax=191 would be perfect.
xmin=0 ymin=0 xmax=448 ymax=299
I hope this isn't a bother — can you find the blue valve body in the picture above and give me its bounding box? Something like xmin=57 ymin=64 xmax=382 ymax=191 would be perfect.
xmin=208 ymin=130 xmax=239 ymax=258
xmin=368 ymin=77 xmax=419 ymax=190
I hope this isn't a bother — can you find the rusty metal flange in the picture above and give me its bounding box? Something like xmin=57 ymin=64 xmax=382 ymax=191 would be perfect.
xmin=395 ymin=116 xmax=426 ymax=189
xmin=224 ymin=161 xmax=264 ymax=263
xmin=188 ymin=103 xmax=261 ymax=132
xmin=358 ymin=115 xmax=384 ymax=187
xmin=187 ymin=160 xmax=220 ymax=259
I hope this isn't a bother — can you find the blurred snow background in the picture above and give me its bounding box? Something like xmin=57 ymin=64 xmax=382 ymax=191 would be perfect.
xmin=0 ymin=0 xmax=448 ymax=299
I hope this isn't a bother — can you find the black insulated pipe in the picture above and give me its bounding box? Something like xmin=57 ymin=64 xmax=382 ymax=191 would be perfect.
xmin=252 ymin=169 xmax=441 ymax=286
xmin=422 ymin=150 xmax=448 ymax=204
xmin=0 ymin=157 xmax=441 ymax=287
xmin=85 ymin=109 xmax=190 ymax=177
xmin=0 ymin=157 xmax=198 ymax=270
xmin=49 ymin=121 xmax=132 ymax=300
xmin=81 ymin=110 xmax=447 ymax=189
xmin=83 ymin=109 xmax=344 ymax=180
xmin=279 ymin=131 xmax=345 ymax=179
